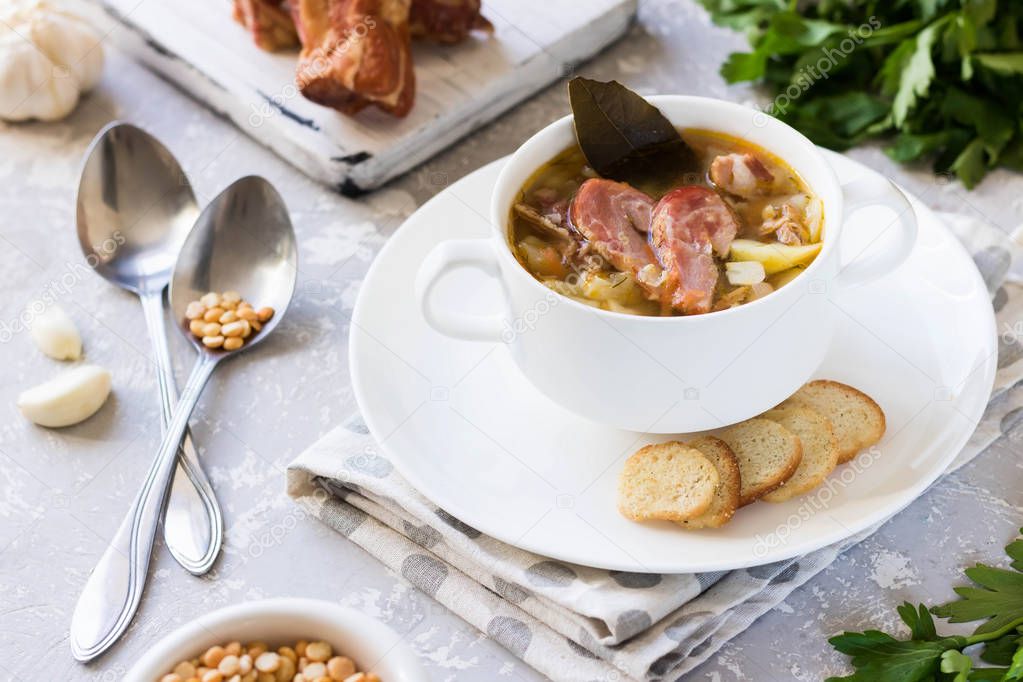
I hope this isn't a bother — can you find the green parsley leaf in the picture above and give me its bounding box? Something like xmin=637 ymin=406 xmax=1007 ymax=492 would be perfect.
xmin=964 ymin=0 xmax=998 ymax=27
xmin=862 ymin=20 xmax=927 ymax=48
xmin=759 ymin=12 xmax=845 ymax=54
xmin=698 ymin=0 xmax=786 ymax=35
xmin=899 ymin=602 xmax=939 ymax=641
xmin=932 ymin=563 xmax=1023 ymax=633
xmin=979 ymin=632 xmax=1021 ymax=665
xmin=886 ymin=130 xmax=954 ymax=162
xmin=825 ymin=631 xmax=966 ymax=682
xmin=878 ymin=39 xmax=919 ymax=98
xmin=893 ymin=20 xmax=946 ymax=126
xmin=915 ymin=0 xmax=955 ymax=21
xmin=968 ymin=668 xmax=1011 ymax=680
xmin=1006 ymin=643 xmax=1023 ymax=680
xmin=941 ymin=87 xmax=1015 ymax=157
xmin=1007 ymin=533 xmax=1023 ymax=572
xmin=776 ymin=92 xmax=889 ymax=148
xmin=951 ymin=138 xmax=990 ymax=188
xmin=720 ymin=50 xmax=769 ymax=82
xmin=941 ymin=649 xmax=973 ymax=681
xmin=974 ymin=53 xmax=1023 ymax=74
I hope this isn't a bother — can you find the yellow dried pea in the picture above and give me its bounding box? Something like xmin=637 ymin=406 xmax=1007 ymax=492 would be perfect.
xmin=183 ymin=291 xmax=275 ymax=352
xmin=186 ymin=302 xmax=206 ymax=320
xmin=203 ymin=646 xmax=227 ymax=668
xmin=327 ymin=657 xmax=355 ymax=679
xmin=175 ymin=662 xmax=198 ymax=677
xmin=163 ymin=639 xmax=380 ymax=682
xmin=277 ymin=657 xmax=297 ymax=680
xmin=219 ymin=655 xmax=241 ymax=675
xmin=303 ymin=663 xmax=327 ymax=678
xmin=255 ymin=652 xmax=281 ymax=673
xmin=238 ymin=655 xmax=254 ymax=674
xmin=237 ymin=306 xmax=258 ymax=322
xmin=203 ymin=307 xmax=225 ymax=323
xmin=222 ymin=320 xmax=249 ymax=338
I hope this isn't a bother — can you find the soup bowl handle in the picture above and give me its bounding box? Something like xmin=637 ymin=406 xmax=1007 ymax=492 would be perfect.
xmin=415 ymin=239 xmax=505 ymax=342
xmin=834 ymin=174 xmax=918 ymax=287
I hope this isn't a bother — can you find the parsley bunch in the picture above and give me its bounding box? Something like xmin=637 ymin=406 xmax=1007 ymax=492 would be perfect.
xmin=699 ymin=0 xmax=1023 ymax=188
xmin=825 ymin=531 xmax=1023 ymax=681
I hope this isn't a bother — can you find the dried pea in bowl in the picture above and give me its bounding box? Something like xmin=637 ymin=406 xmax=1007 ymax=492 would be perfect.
xmin=125 ymin=598 xmax=427 ymax=682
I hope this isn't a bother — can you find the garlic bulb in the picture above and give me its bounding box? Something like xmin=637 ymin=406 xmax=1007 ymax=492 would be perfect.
xmin=29 ymin=303 xmax=82 ymax=360
xmin=0 ymin=1 xmax=104 ymax=122
xmin=17 ymin=364 xmax=111 ymax=428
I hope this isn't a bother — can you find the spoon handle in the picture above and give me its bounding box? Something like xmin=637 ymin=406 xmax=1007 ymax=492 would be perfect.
xmin=140 ymin=291 xmax=223 ymax=575
xmin=70 ymin=355 xmax=218 ymax=662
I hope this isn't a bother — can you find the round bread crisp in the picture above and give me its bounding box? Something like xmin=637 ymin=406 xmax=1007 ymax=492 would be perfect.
xmin=760 ymin=406 xmax=839 ymax=503
xmin=718 ymin=418 xmax=802 ymax=506
xmin=617 ymin=442 xmax=720 ymax=523
xmin=782 ymin=380 xmax=885 ymax=463
xmin=677 ymin=436 xmax=741 ymax=529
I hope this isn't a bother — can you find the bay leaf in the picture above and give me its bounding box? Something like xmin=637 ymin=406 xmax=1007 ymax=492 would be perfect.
xmin=568 ymin=77 xmax=696 ymax=192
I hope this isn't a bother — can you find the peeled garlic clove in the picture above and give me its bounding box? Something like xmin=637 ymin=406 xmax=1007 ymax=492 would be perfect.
xmin=29 ymin=303 xmax=82 ymax=360
xmin=17 ymin=365 xmax=111 ymax=428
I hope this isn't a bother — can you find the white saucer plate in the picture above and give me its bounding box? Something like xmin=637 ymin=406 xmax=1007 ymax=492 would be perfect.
xmin=350 ymin=151 xmax=997 ymax=573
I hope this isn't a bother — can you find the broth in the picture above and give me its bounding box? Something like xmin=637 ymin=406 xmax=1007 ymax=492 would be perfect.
xmin=509 ymin=129 xmax=823 ymax=316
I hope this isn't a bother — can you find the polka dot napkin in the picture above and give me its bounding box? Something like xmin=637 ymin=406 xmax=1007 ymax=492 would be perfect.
xmin=288 ymin=211 xmax=1023 ymax=681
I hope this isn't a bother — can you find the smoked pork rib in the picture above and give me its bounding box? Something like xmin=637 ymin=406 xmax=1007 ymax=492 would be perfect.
xmin=291 ymin=0 xmax=415 ymax=117
xmin=235 ymin=0 xmax=491 ymax=116
xmin=232 ymin=0 xmax=300 ymax=51
xmin=409 ymin=0 xmax=492 ymax=43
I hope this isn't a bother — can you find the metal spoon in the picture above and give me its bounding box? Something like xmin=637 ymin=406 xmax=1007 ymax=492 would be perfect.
xmin=76 ymin=122 xmax=222 ymax=575
xmin=70 ymin=176 xmax=298 ymax=662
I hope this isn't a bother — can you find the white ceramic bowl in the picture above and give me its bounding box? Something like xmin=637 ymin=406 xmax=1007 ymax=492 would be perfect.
xmin=125 ymin=598 xmax=429 ymax=682
xmin=416 ymin=95 xmax=919 ymax=432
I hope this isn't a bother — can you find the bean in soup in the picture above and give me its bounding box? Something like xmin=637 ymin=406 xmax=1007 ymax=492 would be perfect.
xmin=509 ymin=129 xmax=823 ymax=316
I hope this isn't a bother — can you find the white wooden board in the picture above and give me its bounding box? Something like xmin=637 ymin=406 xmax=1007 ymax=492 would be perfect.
xmin=78 ymin=0 xmax=636 ymax=193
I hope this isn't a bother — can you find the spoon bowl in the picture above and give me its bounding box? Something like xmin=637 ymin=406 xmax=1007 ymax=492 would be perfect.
xmin=77 ymin=122 xmax=198 ymax=293
xmin=170 ymin=175 xmax=298 ymax=354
